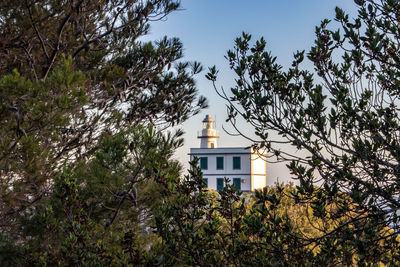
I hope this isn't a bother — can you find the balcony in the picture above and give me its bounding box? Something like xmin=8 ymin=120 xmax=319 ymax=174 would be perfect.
xmin=197 ymin=129 xmax=219 ymax=138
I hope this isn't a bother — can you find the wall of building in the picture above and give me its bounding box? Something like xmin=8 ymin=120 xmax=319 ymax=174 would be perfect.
xmin=190 ymin=154 xmax=251 ymax=175
xmin=203 ymin=175 xmax=251 ymax=191
xmin=251 ymin=152 xmax=267 ymax=190
xmin=189 ymin=147 xmax=257 ymax=192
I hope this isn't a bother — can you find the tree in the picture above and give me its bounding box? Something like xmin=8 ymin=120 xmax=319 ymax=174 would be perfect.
xmin=207 ymin=0 xmax=400 ymax=259
xmin=10 ymin=125 xmax=184 ymax=265
xmin=153 ymin=163 xmax=400 ymax=265
xmin=0 ymin=0 xmax=206 ymax=257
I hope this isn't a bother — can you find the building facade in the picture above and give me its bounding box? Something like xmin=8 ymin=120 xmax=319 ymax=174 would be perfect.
xmin=189 ymin=115 xmax=267 ymax=192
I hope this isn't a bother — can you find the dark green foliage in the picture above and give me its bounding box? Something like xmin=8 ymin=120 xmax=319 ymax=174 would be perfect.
xmin=0 ymin=0 xmax=206 ymax=245
xmin=2 ymin=0 xmax=400 ymax=265
xmin=12 ymin=125 xmax=184 ymax=265
xmin=207 ymin=0 xmax=400 ymax=263
xmin=153 ymin=166 xmax=400 ymax=265
xmin=0 ymin=0 xmax=207 ymax=265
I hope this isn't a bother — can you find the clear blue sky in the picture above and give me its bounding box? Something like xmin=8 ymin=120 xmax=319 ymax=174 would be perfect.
xmin=144 ymin=0 xmax=358 ymax=183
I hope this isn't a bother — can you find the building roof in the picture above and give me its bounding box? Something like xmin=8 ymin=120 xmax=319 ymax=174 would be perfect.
xmin=189 ymin=147 xmax=251 ymax=155
xmin=189 ymin=147 xmax=267 ymax=155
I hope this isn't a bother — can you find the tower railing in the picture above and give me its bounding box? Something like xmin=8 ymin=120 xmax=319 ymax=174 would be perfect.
xmin=197 ymin=130 xmax=219 ymax=138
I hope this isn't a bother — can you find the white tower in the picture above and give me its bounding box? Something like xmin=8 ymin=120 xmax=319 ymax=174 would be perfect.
xmin=198 ymin=114 xmax=219 ymax=148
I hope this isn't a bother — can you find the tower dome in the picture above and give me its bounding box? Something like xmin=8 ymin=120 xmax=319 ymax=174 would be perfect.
xmin=198 ymin=114 xmax=219 ymax=148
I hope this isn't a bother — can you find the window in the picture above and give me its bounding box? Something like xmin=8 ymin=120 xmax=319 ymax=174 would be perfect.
xmin=233 ymin=178 xmax=241 ymax=191
xmin=233 ymin=156 xmax=241 ymax=170
xmin=203 ymin=178 xmax=208 ymax=188
xmin=211 ymin=143 xmax=214 ymax=148
xmin=217 ymin=178 xmax=224 ymax=191
xmin=216 ymin=157 xmax=224 ymax=170
xmin=200 ymin=157 xmax=208 ymax=170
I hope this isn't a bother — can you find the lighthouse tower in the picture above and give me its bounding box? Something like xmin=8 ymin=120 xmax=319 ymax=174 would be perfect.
xmin=198 ymin=114 xmax=219 ymax=148
xmin=190 ymin=114 xmax=267 ymax=191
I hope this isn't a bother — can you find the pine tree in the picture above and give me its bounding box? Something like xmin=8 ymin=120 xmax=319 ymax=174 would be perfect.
xmin=0 ymin=0 xmax=206 ymax=259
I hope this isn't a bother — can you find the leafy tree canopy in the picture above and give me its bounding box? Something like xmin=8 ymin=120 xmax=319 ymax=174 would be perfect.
xmin=207 ymin=0 xmax=400 ymax=258
xmin=154 ymin=164 xmax=400 ymax=265
xmin=0 ymin=0 xmax=206 ymax=235
xmin=0 ymin=0 xmax=207 ymax=262
xmin=2 ymin=0 xmax=400 ymax=265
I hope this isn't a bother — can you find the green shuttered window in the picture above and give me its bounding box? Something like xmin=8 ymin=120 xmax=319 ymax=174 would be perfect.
xmin=217 ymin=178 xmax=224 ymax=191
xmin=233 ymin=156 xmax=241 ymax=170
xmin=233 ymin=178 xmax=241 ymax=190
xmin=200 ymin=157 xmax=208 ymax=170
xmin=203 ymin=178 xmax=208 ymax=188
xmin=216 ymin=157 xmax=224 ymax=170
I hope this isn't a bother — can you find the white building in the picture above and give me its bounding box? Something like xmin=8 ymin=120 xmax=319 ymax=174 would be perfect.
xmin=189 ymin=115 xmax=267 ymax=192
